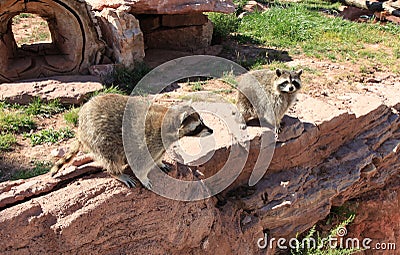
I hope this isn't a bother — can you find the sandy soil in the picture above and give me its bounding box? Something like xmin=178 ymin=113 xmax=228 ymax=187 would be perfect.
xmin=11 ymin=13 xmax=51 ymax=46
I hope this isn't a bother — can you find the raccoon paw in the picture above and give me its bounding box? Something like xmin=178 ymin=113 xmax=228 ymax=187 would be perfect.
xmin=274 ymin=126 xmax=280 ymax=140
xmin=239 ymin=123 xmax=247 ymax=130
xmin=116 ymin=174 xmax=136 ymax=188
xmin=159 ymin=162 xmax=172 ymax=173
xmin=277 ymin=120 xmax=286 ymax=133
xmin=275 ymin=122 xmax=284 ymax=135
xmin=140 ymin=177 xmax=153 ymax=190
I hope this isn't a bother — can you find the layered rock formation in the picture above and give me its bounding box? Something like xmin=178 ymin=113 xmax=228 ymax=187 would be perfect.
xmin=0 ymin=76 xmax=103 ymax=105
xmin=142 ymin=14 xmax=214 ymax=52
xmin=0 ymin=82 xmax=399 ymax=254
xmin=85 ymin=0 xmax=235 ymax=14
xmin=0 ymin=0 xmax=105 ymax=83
xmin=0 ymin=0 xmax=233 ymax=82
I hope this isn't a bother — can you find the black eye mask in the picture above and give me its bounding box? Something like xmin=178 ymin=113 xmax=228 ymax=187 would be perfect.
xmin=278 ymin=81 xmax=289 ymax=90
xmin=185 ymin=123 xmax=207 ymax=136
xmin=181 ymin=114 xmax=213 ymax=137
xmin=292 ymin=80 xmax=301 ymax=89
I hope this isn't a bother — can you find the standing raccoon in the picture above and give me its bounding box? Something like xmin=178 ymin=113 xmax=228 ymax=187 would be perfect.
xmin=237 ymin=68 xmax=303 ymax=132
xmin=50 ymin=94 xmax=213 ymax=189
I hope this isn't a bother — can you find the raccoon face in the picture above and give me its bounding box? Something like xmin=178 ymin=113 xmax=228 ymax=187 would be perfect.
xmin=275 ymin=69 xmax=303 ymax=94
xmin=178 ymin=111 xmax=213 ymax=138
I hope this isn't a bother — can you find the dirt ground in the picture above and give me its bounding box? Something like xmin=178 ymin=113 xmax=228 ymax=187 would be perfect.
xmin=1 ymin=13 xmax=399 ymax=182
xmin=11 ymin=13 xmax=51 ymax=46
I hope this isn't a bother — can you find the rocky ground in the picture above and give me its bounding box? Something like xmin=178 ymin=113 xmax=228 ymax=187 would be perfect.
xmin=1 ymin=44 xmax=399 ymax=179
xmin=0 ymin=7 xmax=399 ymax=254
xmin=0 ymin=66 xmax=398 ymax=254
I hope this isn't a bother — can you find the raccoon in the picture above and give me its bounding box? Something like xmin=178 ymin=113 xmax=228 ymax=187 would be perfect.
xmin=50 ymin=94 xmax=213 ymax=189
xmin=237 ymin=68 xmax=303 ymax=132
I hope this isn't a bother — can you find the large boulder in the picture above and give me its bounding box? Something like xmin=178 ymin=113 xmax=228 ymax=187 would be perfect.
xmin=86 ymin=0 xmax=235 ymax=14
xmin=0 ymin=76 xmax=103 ymax=105
xmin=144 ymin=19 xmax=213 ymax=51
xmin=96 ymin=6 xmax=145 ymax=66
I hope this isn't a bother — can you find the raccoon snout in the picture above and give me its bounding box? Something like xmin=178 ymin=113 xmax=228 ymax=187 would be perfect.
xmin=193 ymin=125 xmax=213 ymax=137
xmin=289 ymin=86 xmax=295 ymax=92
xmin=200 ymin=126 xmax=213 ymax=137
xmin=184 ymin=122 xmax=213 ymax=137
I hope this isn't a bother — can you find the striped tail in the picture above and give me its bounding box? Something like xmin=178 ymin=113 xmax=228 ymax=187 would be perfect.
xmin=50 ymin=140 xmax=80 ymax=176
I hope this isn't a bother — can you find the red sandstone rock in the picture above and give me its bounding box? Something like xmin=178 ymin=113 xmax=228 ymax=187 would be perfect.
xmin=0 ymin=83 xmax=399 ymax=254
xmin=138 ymin=15 xmax=161 ymax=33
xmin=86 ymin=0 xmax=235 ymax=14
xmin=162 ymin=13 xmax=209 ymax=27
xmin=0 ymin=0 xmax=105 ymax=83
xmin=0 ymin=76 xmax=103 ymax=105
xmin=97 ymin=6 xmax=145 ymax=67
xmin=348 ymin=177 xmax=400 ymax=255
xmin=145 ymin=20 xmax=214 ymax=51
xmin=242 ymin=0 xmax=269 ymax=13
xmin=0 ymin=0 xmax=226 ymax=82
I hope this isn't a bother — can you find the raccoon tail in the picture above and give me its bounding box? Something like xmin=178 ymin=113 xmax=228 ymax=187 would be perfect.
xmin=50 ymin=140 xmax=81 ymax=177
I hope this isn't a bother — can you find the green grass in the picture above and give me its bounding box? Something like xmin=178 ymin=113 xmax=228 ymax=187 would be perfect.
xmin=63 ymin=107 xmax=80 ymax=126
xmin=220 ymin=71 xmax=238 ymax=87
xmin=291 ymin=214 xmax=360 ymax=255
xmin=267 ymin=60 xmax=291 ymax=71
xmin=11 ymin=161 xmax=51 ymax=180
xmin=0 ymin=133 xmax=17 ymax=151
xmin=102 ymin=62 xmax=152 ymax=94
xmin=0 ymin=97 xmax=70 ymax=151
xmin=190 ymin=80 xmax=207 ymax=91
xmin=91 ymin=85 xmax=126 ymax=97
xmin=239 ymin=2 xmax=399 ymax=63
xmin=25 ymin=127 xmax=75 ymax=146
xmin=210 ymin=0 xmax=400 ymax=68
xmin=213 ymin=88 xmax=234 ymax=94
xmin=239 ymin=55 xmax=271 ymax=70
xmin=18 ymin=13 xmax=35 ymax=18
xmin=0 ymin=111 xmax=36 ymax=133
xmin=0 ymin=101 xmax=23 ymax=110
xmin=208 ymin=12 xmax=239 ymax=38
xmin=19 ymin=27 xmax=50 ymax=44
xmin=12 ymin=13 xmax=51 ymax=46
xmin=1 ymin=97 xmax=65 ymax=117
xmin=12 ymin=13 xmax=35 ymax=24
xmin=24 ymin=97 xmax=64 ymax=116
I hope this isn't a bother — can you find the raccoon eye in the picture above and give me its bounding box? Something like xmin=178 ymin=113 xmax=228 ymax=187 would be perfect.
xmin=278 ymin=81 xmax=289 ymax=89
xmin=292 ymin=80 xmax=301 ymax=89
xmin=181 ymin=113 xmax=196 ymax=125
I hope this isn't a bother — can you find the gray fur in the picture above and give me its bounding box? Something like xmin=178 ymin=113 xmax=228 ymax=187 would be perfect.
xmin=237 ymin=68 xmax=303 ymax=129
xmin=51 ymin=94 xmax=212 ymax=189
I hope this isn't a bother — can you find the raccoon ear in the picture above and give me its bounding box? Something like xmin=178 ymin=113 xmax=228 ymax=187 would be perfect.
xmin=297 ymin=69 xmax=303 ymax=76
xmin=180 ymin=111 xmax=188 ymax=123
xmin=276 ymin=69 xmax=282 ymax=77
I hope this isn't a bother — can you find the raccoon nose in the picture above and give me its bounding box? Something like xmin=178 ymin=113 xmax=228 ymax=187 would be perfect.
xmin=199 ymin=126 xmax=213 ymax=137
xmin=289 ymin=86 xmax=294 ymax=92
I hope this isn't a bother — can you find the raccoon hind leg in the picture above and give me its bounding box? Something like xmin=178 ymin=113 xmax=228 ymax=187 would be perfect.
xmin=111 ymin=173 xmax=137 ymax=188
